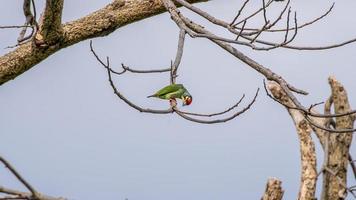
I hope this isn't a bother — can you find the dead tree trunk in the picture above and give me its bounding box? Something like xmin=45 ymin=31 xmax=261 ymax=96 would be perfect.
xmin=268 ymin=76 xmax=355 ymax=200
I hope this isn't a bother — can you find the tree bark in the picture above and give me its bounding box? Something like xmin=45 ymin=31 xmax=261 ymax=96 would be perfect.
xmin=268 ymin=82 xmax=317 ymax=200
xmin=0 ymin=0 xmax=207 ymax=85
xmin=261 ymin=178 xmax=284 ymax=200
xmin=321 ymin=76 xmax=355 ymax=200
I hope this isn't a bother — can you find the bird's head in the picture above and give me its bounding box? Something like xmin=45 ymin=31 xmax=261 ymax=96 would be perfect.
xmin=182 ymin=95 xmax=193 ymax=106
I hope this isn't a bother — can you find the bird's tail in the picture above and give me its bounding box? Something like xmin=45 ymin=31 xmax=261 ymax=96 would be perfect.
xmin=147 ymin=94 xmax=156 ymax=98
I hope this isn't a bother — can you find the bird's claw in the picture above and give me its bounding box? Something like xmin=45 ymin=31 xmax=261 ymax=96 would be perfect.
xmin=169 ymin=99 xmax=177 ymax=107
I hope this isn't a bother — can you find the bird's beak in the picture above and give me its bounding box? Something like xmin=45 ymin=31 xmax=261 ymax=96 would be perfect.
xmin=182 ymin=100 xmax=187 ymax=106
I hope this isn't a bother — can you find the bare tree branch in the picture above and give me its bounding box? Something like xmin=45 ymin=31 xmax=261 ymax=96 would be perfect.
xmin=173 ymin=88 xmax=259 ymax=124
xmin=0 ymin=155 xmax=66 ymax=200
xmin=171 ymin=29 xmax=186 ymax=84
xmin=90 ymin=38 xmax=257 ymax=124
xmin=0 ymin=0 xmax=208 ymax=85
xmin=0 ymin=185 xmax=65 ymax=200
xmin=263 ymin=80 xmax=356 ymax=133
xmin=321 ymin=76 xmax=355 ymax=200
xmin=268 ymin=81 xmax=317 ymax=200
xmin=36 ymin=0 xmax=64 ymax=46
xmin=229 ymin=0 xmax=250 ymax=26
xmin=17 ymin=0 xmax=37 ymax=43
xmin=176 ymin=94 xmax=245 ymax=117
xmin=0 ymin=25 xmax=32 ymax=29
xmin=0 ymin=156 xmax=39 ymax=198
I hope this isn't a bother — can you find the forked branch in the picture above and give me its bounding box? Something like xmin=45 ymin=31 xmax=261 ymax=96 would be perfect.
xmin=0 ymin=155 xmax=65 ymax=200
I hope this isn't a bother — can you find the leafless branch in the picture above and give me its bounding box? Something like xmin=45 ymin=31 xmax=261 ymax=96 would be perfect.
xmin=91 ymin=40 xmax=256 ymax=123
xmin=172 ymin=0 xmax=356 ymax=51
xmin=0 ymin=155 xmax=66 ymax=199
xmin=121 ymin=64 xmax=171 ymax=74
xmin=230 ymin=0 xmax=250 ymax=26
xmin=264 ymin=3 xmax=335 ymax=33
xmin=90 ymin=41 xmax=170 ymax=75
xmin=171 ymin=29 xmax=186 ymax=84
xmin=0 ymin=156 xmax=39 ymax=198
xmin=174 ymin=88 xmax=259 ymax=124
xmin=250 ymin=21 xmax=269 ymax=44
xmin=176 ymin=94 xmax=245 ymax=117
xmin=107 ymin=67 xmax=175 ymax=114
xmin=235 ymin=20 xmax=246 ymax=41
xmin=263 ymin=80 xmax=356 ymax=133
xmin=0 ymin=185 xmax=65 ymax=200
xmin=233 ymin=0 xmax=274 ymax=26
xmin=17 ymin=0 xmax=38 ymax=43
xmin=175 ymin=0 xmax=356 ymax=132
xmin=262 ymin=0 xmax=268 ymax=25
xmin=0 ymin=25 xmax=32 ymax=29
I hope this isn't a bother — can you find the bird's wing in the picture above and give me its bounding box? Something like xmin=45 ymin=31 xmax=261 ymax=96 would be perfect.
xmin=164 ymin=88 xmax=185 ymax=99
xmin=155 ymin=84 xmax=183 ymax=97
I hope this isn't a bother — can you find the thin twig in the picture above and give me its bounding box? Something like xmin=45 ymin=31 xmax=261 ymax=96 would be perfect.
xmin=171 ymin=29 xmax=186 ymax=84
xmin=177 ymin=94 xmax=245 ymax=117
xmin=90 ymin=41 xmax=170 ymax=75
xmin=263 ymin=80 xmax=356 ymax=120
xmin=230 ymin=0 xmax=250 ymax=26
xmin=0 ymin=156 xmax=39 ymax=198
xmin=262 ymin=0 xmax=268 ymax=25
xmin=0 ymin=25 xmax=32 ymax=29
xmin=235 ymin=20 xmax=246 ymax=41
xmin=174 ymin=88 xmax=259 ymax=124
xmin=234 ymin=0 xmax=274 ymax=26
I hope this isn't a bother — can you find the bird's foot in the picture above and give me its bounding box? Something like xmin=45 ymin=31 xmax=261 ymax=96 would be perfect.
xmin=169 ymin=99 xmax=177 ymax=107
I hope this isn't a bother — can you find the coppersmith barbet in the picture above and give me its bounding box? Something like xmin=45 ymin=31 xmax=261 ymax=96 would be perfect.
xmin=147 ymin=84 xmax=192 ymax=106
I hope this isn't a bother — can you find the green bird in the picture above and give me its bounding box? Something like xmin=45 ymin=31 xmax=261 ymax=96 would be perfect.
xmin=147 ymin=84 xmax=193 ymax=106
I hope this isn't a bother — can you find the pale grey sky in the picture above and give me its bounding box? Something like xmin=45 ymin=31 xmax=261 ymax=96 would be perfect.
xmin=0 ymin=0 xmax=355 ymax=199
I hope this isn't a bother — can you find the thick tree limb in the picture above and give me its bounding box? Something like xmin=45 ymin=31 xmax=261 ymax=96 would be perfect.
xmin=268 ymin=82 xmax=317 ymax=200
xmin=0 ymin=0 xmax=207 ymax=85
xmin=261 ymin=178 xmax=284 ymax=200
xmin=321 ymin=76 xmax=355 ymax=200
xmin=36 ymin=0 xmax=64 ymax=45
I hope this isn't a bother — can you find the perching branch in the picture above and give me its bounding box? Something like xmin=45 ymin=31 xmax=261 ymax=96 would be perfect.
xmin=176 ymin=94 xmax=245 ymax=117
xmin=173 ymin=89 xmax=258 ymax=124
xmin=90 ymin=40 xmax=257 ymax=124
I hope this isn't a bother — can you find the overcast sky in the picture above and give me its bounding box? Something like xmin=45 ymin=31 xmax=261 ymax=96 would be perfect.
xmin=0 ymin=0 xmax=355 ymax=199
